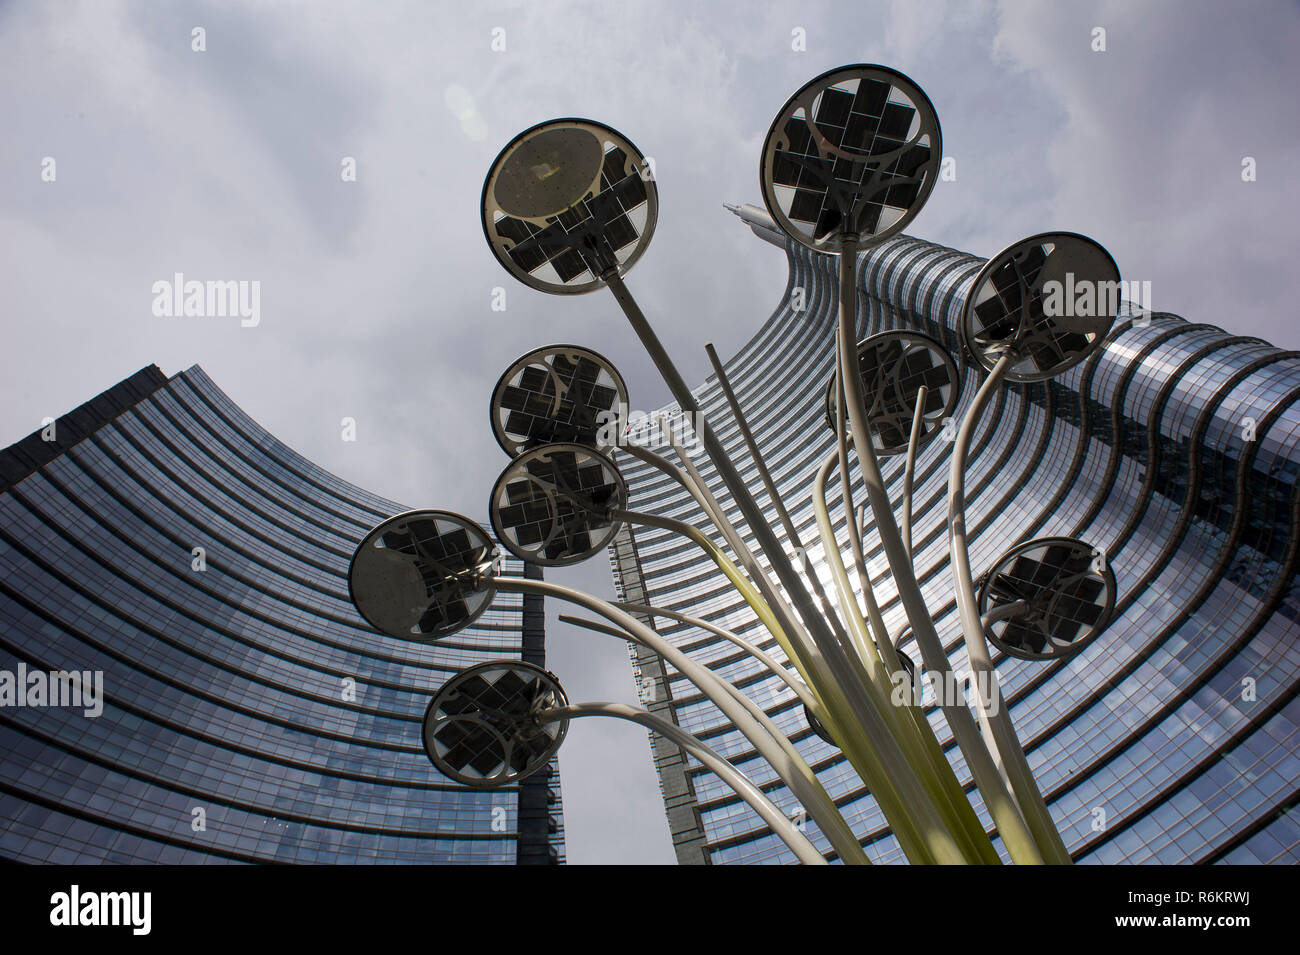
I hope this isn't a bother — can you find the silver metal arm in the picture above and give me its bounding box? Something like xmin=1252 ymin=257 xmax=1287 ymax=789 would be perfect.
xmin=602 ymin=270 xmax=890 ymax=772
xmin=816 ymin=448 xmax=1002 ymax=866
xmin=601 ymin=507 xmax=870 ymax=863
xmin=651 ymin=413 xmax=855 ymax=664
xmin=619 ymin=435 xmax=764 ymax=601
xmin=609 ymin=601 xmax=819 ymax=711
xmin=652 ymin=414 xmax=772 ymax=592
xmin=493 ymin=575 xmax=869 ymax=864
xmin=981 ymin=600 xmax=1030 ymax=630
xmin=619 ymin=434 xmax=845 ymax=668
xmin=947 ymin=350 xmax=1072 ymax=864
xmin=558 ymin=611 xmax=854 ymax=855
xmin=834 ymin=236 xmax=1045 ymax=865
xmin=558 ymin=611 xmax=811 ymax=719
xmin=901 ymin=383 xmax=929 ymax=559
xmin=538 ymin=702 xmax=828 ymax=865
xmin=703 ymin=341 xmax=852 ymax=647
xmin=833 ymin=327 xmax=906 ymax=680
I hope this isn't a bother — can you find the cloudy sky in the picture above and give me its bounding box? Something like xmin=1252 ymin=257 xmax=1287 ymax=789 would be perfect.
xmin=2 ymin=0 xmax=1297 ymax=864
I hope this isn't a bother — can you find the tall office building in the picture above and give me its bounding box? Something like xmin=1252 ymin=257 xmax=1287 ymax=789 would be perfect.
xmin=610 ymin=203 xmax=1300 ymax=864
xmin=0 ymin=365 xmax=563 ymax=864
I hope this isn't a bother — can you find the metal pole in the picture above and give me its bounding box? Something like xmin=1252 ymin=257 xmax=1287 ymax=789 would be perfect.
xmin=539 ymin=702 xmax=828 ymax=865
xmin=612 ymin=506 xmax=954 ymax=862
xmin=603 ymin=272 xmax=887 ymax=677
xmin=607 ymin=602 xmax=819 ymax=710
xmin=617 ymin=438 xmax=838 ymax=670
xmin=602 ymin=270 xmax=852 ymax=682
xmin=556 ymin=611 xmax=864 ymax=861
xmin=833 ymin=326 xmax=902 ymax=679
xmin=608 ymin=503 xmax=825 ymax=710
xmin=948 ymin=351 xmax=1073 ymax=864
xmin=811 ymin=450 xmax=997 ymax=865
xmin=650 ymin=414 xmax=798 ymax=621
xmin=602 ymin=267 xmax=937 ymax=857
xmin=492 ymin=575 xmax=870 ymax=864
xmin=833 ymin=235 xmax=1046 ymax=865
xmin=703 ymin=341 xmax=851 ymax=647
xmin=901 ymin=384 xmax=929 ymax=558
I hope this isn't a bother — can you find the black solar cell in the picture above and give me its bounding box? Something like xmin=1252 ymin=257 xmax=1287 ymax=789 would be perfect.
xmin=852 ymin=77 xmax=891 ymax=118
xmin=815 ymin=86 xmax=855 ymax=128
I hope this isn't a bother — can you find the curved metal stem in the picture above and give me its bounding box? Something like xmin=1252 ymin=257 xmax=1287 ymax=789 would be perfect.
xmin=617 ymin=439 xmax=833 ymax=681
xmin=609 ymin=506 xmax=881 ymax=863
xmin=611 ymin=505 xmax=908 ymax=820
xmin=982 ymin=601 xmax=1030 ymax=630
xmin=833 ymin=327 xmax=907 ymax=686
xmin=558 ymin=612 xmax=861 ymax=860
xmin=703 ymin=342 xmax=852 ymax=648
xmin=818 ymin=450 xmax=1001 ymax=865
xmin=652 ymin=413 xmax=850 ymax=665
xmin=653 ymin=414 xmax=763 ymax=579
xmin=610 ymin=507 xmax=820 ymax=707
xmin=602 ymin=271 xmax=885 ymax=782
xmin=494 ymin=576 xmax=869 ymax=865
xmin=812 ymin=451 xmax=982 ymax=865
xmin=902 ymin=383 xmax=929 ymax=559
xmin=612 ymin=447 xmax=909 ymax=815
xmin=538 ymin=702 xmax=827 ymax=865
xmin=948 ymin=351 xmax=1072 ymax=864
xmin=609 ymin=601 xmax=819 ymax=711
xmin=835 ymin=236 xmax=1044 ymax=865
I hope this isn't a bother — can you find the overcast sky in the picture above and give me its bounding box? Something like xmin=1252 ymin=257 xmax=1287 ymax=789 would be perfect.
xmin=2 ymin=0 xmax=1297 ymax=864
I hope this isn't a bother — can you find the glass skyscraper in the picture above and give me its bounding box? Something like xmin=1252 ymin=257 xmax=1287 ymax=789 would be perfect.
xmin=0 ymin=364 xmax=563 ymax=864
xmin=610 ymin=203 xmax=1300 ymax=864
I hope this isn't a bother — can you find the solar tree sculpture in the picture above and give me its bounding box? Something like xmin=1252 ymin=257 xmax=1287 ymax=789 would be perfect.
xmin=348 ymin=65 xmax=1122 ymax=864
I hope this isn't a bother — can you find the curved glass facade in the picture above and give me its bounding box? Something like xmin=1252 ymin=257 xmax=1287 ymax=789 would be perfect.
xmin=610 ymin=205 xmax=1300 ymax=865
xmin=0 ymin=365 xmax=564 ymax=864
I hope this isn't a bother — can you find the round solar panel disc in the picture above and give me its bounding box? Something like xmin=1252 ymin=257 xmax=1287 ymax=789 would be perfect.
xmin=490 ymin=344 xmax=629 ymax=457
xmin=977 ymin=536 xmax=1116 ymax=662
xmin=489 ymin=442 xmax=627 ymax=567
xmin=824 ymin=330 xmax=960 ymax=455
xmin=348 ymin=510 xmax=499 ymax=641
xmin=963 ymin=233 xmax=1121 ymax=382
xmin=482 ymin=118 xmax=658 ymax=295
xmin=760 ymin=64 xmax=941 ymax=253
xmin=422 ymin=661 xmax=569 ymax=789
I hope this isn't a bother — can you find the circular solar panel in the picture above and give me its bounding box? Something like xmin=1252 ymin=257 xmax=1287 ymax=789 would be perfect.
xmin=422 ymin=661 xmax=569 ymax=789
xmin=482 ymin=118 xmax=658 ymax=295
xmin=489 ymin=344 xmax=629 ymax=457
xmin=348 ymin=510 xmax=499 ymax=641
xmin=824 ymin=330 xmax=960 ymax=455
xmin=760 ymin=64 xmax=941 ymax=253
xmin=488 ymin=442 xmax=628 ymax=567
xmin=963 ymin=232 xmax=1121 ymax=382
xmin=977 ymin=537 xmax=1117 ymax=662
